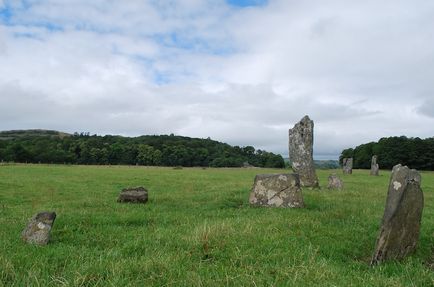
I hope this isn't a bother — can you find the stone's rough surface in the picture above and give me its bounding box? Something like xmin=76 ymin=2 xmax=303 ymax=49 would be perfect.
xmin=288 ymin=115 xmax=319 ymax=188
xmin=342 ymin=158 xmax=353 ymax=174
xmin=370 ymin=155 xmax=379 ymax=176
xmin=249 ymin=173 xmax=304 ymax=208
xmin=327 ymin=174 xmax=343 ymax=190
xmin=118 ymin=187 xmax=148 ymax=203
xmin=371 ymin=164 xmax=424 ymax=265
xmin=22 ymin=211 xmax=56 ymax=245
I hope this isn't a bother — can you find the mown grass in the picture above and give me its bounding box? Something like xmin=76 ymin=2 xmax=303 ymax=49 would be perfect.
xmin=0 ymin=164 xmax=433 ymax=286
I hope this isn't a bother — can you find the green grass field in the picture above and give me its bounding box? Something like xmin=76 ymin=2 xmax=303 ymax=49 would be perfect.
xmin=0 ymin=164 xmax=433 ymax=286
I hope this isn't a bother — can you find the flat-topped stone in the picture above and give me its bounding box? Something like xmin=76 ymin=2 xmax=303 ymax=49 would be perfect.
xmin=249 ymin=173 xmax=304 ymax=208
xmin=118 ymin=187 xmax=148 ymax=203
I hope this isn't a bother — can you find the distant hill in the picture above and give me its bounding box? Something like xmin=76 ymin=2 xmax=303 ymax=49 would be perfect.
xmin=0 ymin=130 xmax=284 ymax=168
xmin=0 ymin=129 xmax=71 ymax=140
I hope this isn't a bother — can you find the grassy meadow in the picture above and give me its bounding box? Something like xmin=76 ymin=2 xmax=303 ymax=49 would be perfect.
xmin=0 ymin=164 xmax=433 ymax=286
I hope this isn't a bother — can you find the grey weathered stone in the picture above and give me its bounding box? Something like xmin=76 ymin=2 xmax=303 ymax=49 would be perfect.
xmin=22 ymin=211 xmax=56 ymax=245
xmin=342 ymin=158 xmax=353 ymax=174
xmin=370 ymin=155 xmax=379 ymax=176
xmin=288 ymin=115 xmax=319 ymax=188
xmin=243 ymin=162 xmax=254 ymax=168
xmin=371 ymin=164 xmax=424 ymax=265
xmin=249 ymin=173 xmax=304 ymax=208
xmin=327 ymin=174 xmax=343 ymax=190
xmin=118 ymin=187 xmax=148 ymax=203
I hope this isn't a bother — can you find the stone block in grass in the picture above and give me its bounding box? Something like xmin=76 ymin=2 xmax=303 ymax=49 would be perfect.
xmin=249 ymin=173 xmax=304 ymax=208
xmin=327 ymin=174 xmax=343 ymax=190
xmin=118 ymin=187 xmax=149 ymax=203
xmin=22 ymin=211 xmax=56 ymax=245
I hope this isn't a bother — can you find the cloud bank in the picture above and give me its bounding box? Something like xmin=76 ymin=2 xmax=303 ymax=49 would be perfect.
xmin=1 ymin=0 xmax=433 ymax=158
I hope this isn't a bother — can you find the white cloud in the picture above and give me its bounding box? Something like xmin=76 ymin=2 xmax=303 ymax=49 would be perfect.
xmin=0 ymin=0 xmax=434 ymax=159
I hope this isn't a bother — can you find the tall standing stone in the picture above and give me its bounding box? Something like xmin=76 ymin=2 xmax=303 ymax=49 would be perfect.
xmin=249 ymin=173 xmax=304 ymax=208
xmin=370 ymin=155 xmax=379 ymax=176
xmin=22 ymin=211 xmax=56 ymax=245
xmin=288 ymin=115 xmax=319 ymax=188
xmin=371 ymin=164 xmax=424 ymax=265
xmin=342 ymin=158 xmax=353 ymax=174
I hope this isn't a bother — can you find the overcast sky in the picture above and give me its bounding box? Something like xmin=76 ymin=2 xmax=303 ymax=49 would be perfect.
xmin=1 ymin=0 xmax=433 ymax=159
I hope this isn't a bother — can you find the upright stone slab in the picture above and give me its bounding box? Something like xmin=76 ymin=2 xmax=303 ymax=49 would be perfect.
xmin=249 ymin=173 xmax=304 ymax=208
xmin=342 ymin=158 xmax=353 ymax=174
xmin=370 ymin=155 xmax=379 ymax=176
xmin=371 ymin=164 xmax=424 ymax=265
xmin=22 ymin=211 xmax=56 ymax=245
xmin=288 ymin=115 xmax=319 ymax=188
xmin=327 ymin=174 xmax=343 ymax=190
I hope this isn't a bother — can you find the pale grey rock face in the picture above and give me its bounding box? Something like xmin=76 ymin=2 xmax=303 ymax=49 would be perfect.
xmin=22 ymin=211 xmax=56 ymax=245
xmin=327 ymin=174 xmax=343 ymax=190
xmin=288 ymin=115 xmax=319 ymax=188
xmin=249 ymin=173 xmax=304 ymax=208
xmin=342 ymin=158 xmax=353 ymax=174
xmin=118 ymin=187 xmax=148 ymax=203
xmin=371 ymin=164 xmax=424 ymax=265
xmin=370 ymin=155 xmax=379 ymax=176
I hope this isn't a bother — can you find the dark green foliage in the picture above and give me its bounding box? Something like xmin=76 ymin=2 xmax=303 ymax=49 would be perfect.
xmin=0 ymin=130 xmax=285 ymax=168
xmin=340 ymin=136 xmax=434 ymax=170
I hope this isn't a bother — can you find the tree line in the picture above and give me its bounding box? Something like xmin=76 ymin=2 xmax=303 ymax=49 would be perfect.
xmin=340 ymin=136 xmax=434 ymax=170
xmin=0 ymin=130 xmax=285 ymax=168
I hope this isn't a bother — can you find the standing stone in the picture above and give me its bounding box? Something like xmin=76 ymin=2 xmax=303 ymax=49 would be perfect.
xmin=288 ymin=115 xmax=319 ymax=188
xmin=22 ymin=211 xmax=56 ymax=245
xmin=327 ymin=174 xmax=343 ymax=190
xmin=249 ymin=173 xmax=304 ymax=208
xmin=118 ymin=187 xmax=148 ymax=203
xmin=370 ymin=155 xmax=379 ymax=176
xmin=371 ymin=164 xmax=424 ymax=265
xmin=342 ymin=158 xmax=353 ymax=174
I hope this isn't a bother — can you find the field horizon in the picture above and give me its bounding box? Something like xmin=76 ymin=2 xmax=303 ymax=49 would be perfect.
xmin=0 ymin=164 xmax=433 ymax=286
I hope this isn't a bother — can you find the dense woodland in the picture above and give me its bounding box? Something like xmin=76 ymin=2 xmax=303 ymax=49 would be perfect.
xmin=340 ymin=136 xmax=434 ymax=170
xmin=0 ymin=130 xmax=285 ymax=168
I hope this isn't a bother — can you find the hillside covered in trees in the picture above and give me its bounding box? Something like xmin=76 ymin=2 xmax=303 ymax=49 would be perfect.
xmin=340 ymin=136 xmax=434 ymax=170
xmin=0 ymin=130 xmax=285 ymax=168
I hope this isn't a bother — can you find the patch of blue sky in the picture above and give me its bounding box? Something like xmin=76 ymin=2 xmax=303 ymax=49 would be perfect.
xmin=0 ymin=5 xmax=12 ymax=24
xmin=0 ymin=2 xmax=63 ymax=32
xmin=226 ymin=0 xmax=268 ymax=7
xmin=22 ymin=21 xmax=63 ymax=32
xmin=12 ymin=31 xmax=39 ymax=39
xmin=138 ymin=59 xmax=172 ymax=85
xmin=152 ymin=71 xmax=171 ymax=85
xmin=73 ymin=22 xmax=120 ymax=34
xmin=152 ymin=32 xmax=236 ymax=56
xmin=120 ymin=53 xmax=172 ymax=86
